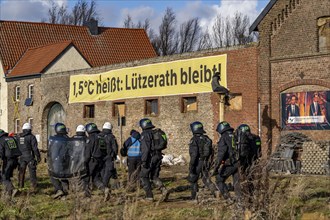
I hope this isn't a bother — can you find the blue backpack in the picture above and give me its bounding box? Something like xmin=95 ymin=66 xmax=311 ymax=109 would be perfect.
xmin=127 ymin=137 xmax=142 ymax=157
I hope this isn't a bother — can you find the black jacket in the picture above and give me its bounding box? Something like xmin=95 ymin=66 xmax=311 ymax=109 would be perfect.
xmin=86 ymin=131 xmax=102 ymax=160
xmin=216 ymin=128 xmax=235 ymax=165
xmin=99 ymin=129 xmax=118 ymax=159
xmin=140 ymin=128 xmax=153 ymax=167
xmin=18 ymin=129 xmax=41 ymax=161
xmin=189 ymin=134 xmax=205 ymax=173
xmin=0 ymin=132 xmax=21 ymax=160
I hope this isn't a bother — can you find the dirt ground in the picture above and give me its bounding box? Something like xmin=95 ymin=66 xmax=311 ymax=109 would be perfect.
xmin=0 ymin=162 xmax=329 ymax=219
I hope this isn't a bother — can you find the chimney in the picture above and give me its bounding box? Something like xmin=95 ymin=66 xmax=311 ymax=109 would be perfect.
xmin=84 ymin=19 xmax=98 ymax=35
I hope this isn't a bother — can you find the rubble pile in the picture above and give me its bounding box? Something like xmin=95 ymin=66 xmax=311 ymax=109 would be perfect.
xmin=301 ymin=141 xmax=330 ymax=175
xmin=277 ymin=132 xmax=312 ymax=152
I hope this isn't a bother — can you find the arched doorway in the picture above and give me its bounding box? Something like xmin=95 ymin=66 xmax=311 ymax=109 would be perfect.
xmin=47 ymin=103 xmax=66 ymax=139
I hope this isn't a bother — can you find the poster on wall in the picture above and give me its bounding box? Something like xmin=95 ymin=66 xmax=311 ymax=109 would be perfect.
xmin=281 ymin=91 xmax=330 ymax=130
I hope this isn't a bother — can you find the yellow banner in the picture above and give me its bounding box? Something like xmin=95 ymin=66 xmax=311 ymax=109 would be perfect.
xmin=69 ymin=54 xmax=227 ymax=103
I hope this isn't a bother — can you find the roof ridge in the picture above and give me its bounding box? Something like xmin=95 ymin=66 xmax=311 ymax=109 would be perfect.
xmin=0 ymin=20 xmax=111 ymax=29
xmin=27 ymin=40 xmax=72 ymax=51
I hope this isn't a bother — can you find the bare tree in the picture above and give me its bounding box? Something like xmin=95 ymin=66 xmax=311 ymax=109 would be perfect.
xmin=178 ymin=18 xmax=201 ymax=53
xmin=198 ymin=28 xmax=213 ymax=51
xmin=231 ymin=12 xmax=252 ymax=45
xmin=158 ymin=7 xmax=178 ymax=56
xmin=212 ymin=15 xmax=225 ymax=48
xmin=123 ymin=14 xmax=134 ymax=28
xmin=224 ymin=16 xmax=232 ymax=47
xmin=44 ymin=0 xmax=100 ymax=25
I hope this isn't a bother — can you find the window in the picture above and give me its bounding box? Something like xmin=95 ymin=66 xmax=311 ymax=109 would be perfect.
xmin=318 ymin=17 xmax=330 ymax=52
xmin=181 ymin=96 xmax=197 ymax=113
xmin=28 ymin=84 xmax=34 ymax=99
xmin=15 ymin=86 xmax=20 ymax=101
xmin=228 ymin=94 xmax=242 ymax=111
xmin=15 ymin=118 xmax=20 ymax=133
xmin=28 ymin=118 xmax=33 ymax=130
xmin=113 ymin=102 xmax=125 ymax=117
xmin=145 ymin=99 xmax=159 ymax=116
xmin=83 ymin=105 xmax=95 ymax=118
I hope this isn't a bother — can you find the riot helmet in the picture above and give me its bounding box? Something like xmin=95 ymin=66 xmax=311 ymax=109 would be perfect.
xmin=85 ymin=123 xmax=99 ymax=134
xmin=216 ymin=121 xmax=233 ymax=134
xmin=139 ymin=118 xmax=155 ymax=130
xmin=103 ymin=122 xmax=112 ymax=130
xmin=76 ymin=125 xmax=86 ymax=133
xmin=0 ymin=129 xmax=8 ymax=137
xmin=190 ymin=121 xmax=206 ymax=134
xmin=22 ymin=123 xmax=32 ymax=130
xmin=55 ymin=123 xmax=68 ymax=135
xmin=237 ymin=124 xmax=251 ymax=134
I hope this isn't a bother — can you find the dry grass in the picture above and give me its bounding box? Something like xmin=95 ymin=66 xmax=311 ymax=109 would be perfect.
xmin=0 ymin=162 xmax=329 ymax=219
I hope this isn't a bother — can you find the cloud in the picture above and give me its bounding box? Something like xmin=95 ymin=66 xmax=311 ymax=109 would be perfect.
xmin=0 ymin=0 xmax=66 ymax=22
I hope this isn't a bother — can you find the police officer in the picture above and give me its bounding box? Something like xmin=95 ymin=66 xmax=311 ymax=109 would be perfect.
xmin=0 ymin=129 xmax=21 ymax=198
xmin=17 ymin=123 xmax=41 ymax=192
xmin=72 ymin=125 xmax=90 ymax=197
xmin=139 ymin=118 xmax=168 ymax=202
xmin=99 ymin=122 xmax=118 ymax=188
xmin=85 ymin=123 xmax=110 ymax=201
xmin=188 ymin=121 xmax=216 ymax=201
xmin=213 ymin=121 xmax=241 ymax=203
xmin=49 ymin=123 xmax=70 ymax=199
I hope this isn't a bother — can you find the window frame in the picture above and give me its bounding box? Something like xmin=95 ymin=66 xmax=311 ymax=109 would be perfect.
xmin=144 ymin=98 xmax=159 ymax=116
xmin=28 ymin=117 xmax=34 ymax=130
xmin=28 ymin=84 xmax=34 ymax=99
xmin=83 ymin=104 xmax=95 ymax=118
xmin=15 ymin=86 xmax=20 ymax=101
xmin=180 ymin=95 xmax=198 ymax=113
xmin=15 ymin=118 xmax=20 ymax=133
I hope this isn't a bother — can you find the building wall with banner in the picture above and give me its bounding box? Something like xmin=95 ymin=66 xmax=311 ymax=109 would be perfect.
xmin=6 ymin=46 xmax=258 ymax=158
xmin=255 ymin=0 xmax=330 ymax=154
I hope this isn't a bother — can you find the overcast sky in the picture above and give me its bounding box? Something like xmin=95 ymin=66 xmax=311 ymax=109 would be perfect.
xmin=0 ymin=0 xmax=270 ymax=30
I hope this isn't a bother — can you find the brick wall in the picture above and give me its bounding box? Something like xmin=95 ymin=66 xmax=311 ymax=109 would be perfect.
xmin=257 ymin=0 xmax=330 ymax=156
xmin=7 ymin=46 xmax=258 ymax=159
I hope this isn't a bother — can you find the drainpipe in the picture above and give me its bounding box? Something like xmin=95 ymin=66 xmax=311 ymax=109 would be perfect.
xmin=258 ymin=97 xmax=261 ymax=137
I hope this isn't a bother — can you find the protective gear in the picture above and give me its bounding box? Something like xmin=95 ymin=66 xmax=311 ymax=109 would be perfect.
xmin=139 ymin=118 xmax=155 ymax=130
xmin=55 ymin=123 xmax=68 ymax=135
xmin=190 ymin=121 xmax=206 ymax=134
xmin=237 ymin=124 xmax=251 ymax=133
xmin=18 ymin=129 xmax=41 ymax=189
xmin=48 ymin=136 xmax=87 ymax=179
xmin=102 ymin=122 xmax=112 ymax=130
xmin=216 ymin=121 xmax=233 ymax=134
xmin=22 ymin=123 xmax=32 ymax=130
xmin=76 ymin=125 xmax=86 ymax=133
xmin=85 ymin=123 xmax=99 ymax=134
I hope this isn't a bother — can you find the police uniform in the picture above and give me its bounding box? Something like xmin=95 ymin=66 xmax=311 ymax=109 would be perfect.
xmin=18 ymin=129 xmax=41 ymax=189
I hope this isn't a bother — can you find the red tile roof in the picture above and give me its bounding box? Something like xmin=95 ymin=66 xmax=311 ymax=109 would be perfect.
xmin=0 ymin=20 xmax=157 ymax=76
xmin=10 ymin=41 xmax=77 ymax=77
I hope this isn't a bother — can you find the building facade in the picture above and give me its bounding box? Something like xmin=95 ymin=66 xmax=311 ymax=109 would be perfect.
xmin=250 ymin=0 xmax=330 ymax=155
xmin=6 ymin=46 xmax=259 ymax=158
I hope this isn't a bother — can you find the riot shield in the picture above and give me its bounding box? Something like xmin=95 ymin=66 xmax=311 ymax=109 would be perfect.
xmin=48 ymin=136 xmax=87 ymax=179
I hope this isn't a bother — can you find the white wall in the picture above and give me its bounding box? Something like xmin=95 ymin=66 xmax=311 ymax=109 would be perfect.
xmin=0 ymin=60 xmax=8 ymax=131
xmin=45 ymin=46 xmax=91 ymax=74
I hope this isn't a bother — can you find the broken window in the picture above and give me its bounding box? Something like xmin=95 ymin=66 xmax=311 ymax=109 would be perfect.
xmin=113 ymin=102 xmax=125 ymax=117
xmin=83 ymin=104 xmax=95 ymax=118
xmin=145 ymin=99 xmax=159 ymax=116
xmin=181 ymin=96 xmax=197 ymax=113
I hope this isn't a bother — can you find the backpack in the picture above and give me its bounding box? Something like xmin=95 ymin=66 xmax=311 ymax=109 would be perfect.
xmin=235 ymin=129 xmax=251 ymax=159
xmin=152 ymin=128 xmax=168 ymax=151
xmin=198 ymin=135 xmax=213 ymax=159
xmin=4 ymin=137 xmax=22 ymax=158
xmin=127 ymin=137 xmax=142 ymax=157
xmin=98 ymin=134 xmax=107 ymax=155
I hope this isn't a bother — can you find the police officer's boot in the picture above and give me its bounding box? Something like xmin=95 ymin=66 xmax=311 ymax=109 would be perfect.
xmin=18 ymin=168 xmax=25 ymax=189
xmin=191 ymin=183 xmax=198 ymax=201
xmin=103 ymin=187 xmax=111 ymax=202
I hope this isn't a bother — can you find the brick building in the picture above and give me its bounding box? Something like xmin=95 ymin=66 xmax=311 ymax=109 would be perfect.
xmin=5 ymin=45 xmax=259 ymax=158
xmin=250 ymin=0 xmax=330 ymax=155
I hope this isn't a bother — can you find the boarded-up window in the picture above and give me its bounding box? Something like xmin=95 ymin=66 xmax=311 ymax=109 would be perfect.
xmin=145 ymin=99 xmax=159 ymax=116
xmin=181 ymin=96 xmax=197 ymax=113
xmin=318 ymin=17 xmax=330 ymax=52
xmin=84 ymin=105 xmax=95 ymax=118
xmin=113 ymin=102 xmax=125 ymax=117
xmin=228 ymin=94 xmax=242 ymax=111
